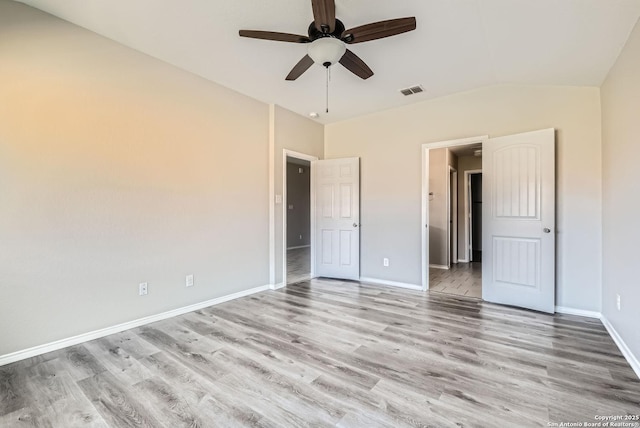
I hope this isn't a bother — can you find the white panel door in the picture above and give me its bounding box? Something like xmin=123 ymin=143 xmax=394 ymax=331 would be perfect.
xmin=482 ymin=129 xmax=555 ymax=313
xmin=313 ymin=158 xmax=360 ymax=280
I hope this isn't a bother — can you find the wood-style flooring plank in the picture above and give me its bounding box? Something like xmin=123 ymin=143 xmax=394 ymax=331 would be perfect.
xmin=0 ymin=362 xmax=30 ymax=417
xmin=138 ymin=351 xmax=268 ymax=427
xmin=77 ymin=371 xmax=163 ymax=428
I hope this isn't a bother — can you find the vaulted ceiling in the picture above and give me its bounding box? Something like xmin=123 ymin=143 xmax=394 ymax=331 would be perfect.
xmin=15 ymin=0 xmax=640 ymax=123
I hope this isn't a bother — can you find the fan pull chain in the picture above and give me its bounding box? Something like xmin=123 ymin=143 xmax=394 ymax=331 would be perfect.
xmin=325 ymin=65 xmax=330 ymax=113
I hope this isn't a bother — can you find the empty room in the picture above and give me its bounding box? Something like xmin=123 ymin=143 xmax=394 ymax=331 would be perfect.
xmin=1 ymin=0 xmax=639 ymax=427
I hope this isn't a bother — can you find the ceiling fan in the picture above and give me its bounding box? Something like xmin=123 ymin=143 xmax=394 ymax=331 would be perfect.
xmin=239 ymin=0 xmax=417 ymax=81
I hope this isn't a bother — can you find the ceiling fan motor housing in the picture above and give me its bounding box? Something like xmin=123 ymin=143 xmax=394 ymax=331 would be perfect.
xmin=308 ymin=19 xmax=346 ymax=41
xmin=306 ymin=19 xmax=347 ymax=67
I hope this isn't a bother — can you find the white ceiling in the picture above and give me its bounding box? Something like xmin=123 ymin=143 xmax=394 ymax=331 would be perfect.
xmin=16 ymin=0 xmax=640 ymax=124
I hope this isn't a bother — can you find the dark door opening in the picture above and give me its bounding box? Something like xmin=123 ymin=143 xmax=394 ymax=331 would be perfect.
xmin=470 ymin=173 xmax=482 ymax=262
xmin=286 ymin=157 xmax=311 ymax=284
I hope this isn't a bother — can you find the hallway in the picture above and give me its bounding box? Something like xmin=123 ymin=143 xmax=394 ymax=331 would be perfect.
xmin=287 ymin=246 xmax=311 ymax=284
xmin=429 ymin=262 xmax=481 ymax=298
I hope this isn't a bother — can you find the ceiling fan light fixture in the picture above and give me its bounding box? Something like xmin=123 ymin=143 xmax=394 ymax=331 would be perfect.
xmin=307 ymin=37 xmax=346 ymax=67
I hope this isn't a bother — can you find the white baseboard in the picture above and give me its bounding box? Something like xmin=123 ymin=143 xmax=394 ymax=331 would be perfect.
xmin=429 ymin=264 xmax=449 ymax=270
xmin=359 ymin=277 xmax=423 ymax=291
xmin=286 ymin=245 xmax=310 ymax=250
xmin=554 ymin=306 xmax=602 ymax=319
xmin=0 ymin=284 xmax=271 ymax=367
xmin=601 ymin=315 xmax=640 ymax=380
xmin=458 ymin=258 xmax=469 ymax=263
xmin=270 ymin=282 xmax=285 ymax=290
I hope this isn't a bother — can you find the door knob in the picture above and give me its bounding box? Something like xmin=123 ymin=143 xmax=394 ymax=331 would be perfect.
xmin=543 ymin=228 xmax=551 ymax=233
xmin=353 ymin=223 xmax=359 ymax=228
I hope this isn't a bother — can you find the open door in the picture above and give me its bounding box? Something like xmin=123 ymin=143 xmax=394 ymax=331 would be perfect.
xmin=313 ymin=158 xmax=360 ymax=280
xmin=482 ymin=129 xmax=555 ymax=313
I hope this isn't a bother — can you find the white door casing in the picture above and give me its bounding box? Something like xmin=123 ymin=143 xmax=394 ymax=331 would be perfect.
xmin=313 ymin=158 xmax=360 ymax=280
xmin=482 ymin=129 xmax=555 ymax=313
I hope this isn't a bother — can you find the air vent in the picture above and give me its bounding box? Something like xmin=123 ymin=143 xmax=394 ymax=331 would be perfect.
xmin=399 ymin=85 xmax=425 ymax=96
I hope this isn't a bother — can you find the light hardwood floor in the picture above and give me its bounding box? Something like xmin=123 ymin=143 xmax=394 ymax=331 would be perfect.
xmin=287 ymin=247 xmax=310 ymax=284
xmin=1 ymin=278 xmax=639 ymax=427
xmin=429 ymin=262 xmax=482 ymax=298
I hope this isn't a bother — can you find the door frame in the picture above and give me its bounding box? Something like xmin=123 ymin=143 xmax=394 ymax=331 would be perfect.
xmin=464 ymin=169 xmax=482 ymax=262
xmin=421 ymin=135 xmax=488 ymax=291
xmin=283 ymin=149 xmax=318 ymax=286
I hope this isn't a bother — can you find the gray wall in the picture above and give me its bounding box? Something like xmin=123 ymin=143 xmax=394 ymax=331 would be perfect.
xmin=601 ymin=17 xmax=640 ymax=362
xmin=273 ymin=106 xmax=324 ymax=286
xmin=286 ymin=161 xmax=310 ymax=248
xmin=428 ymin=147 xmax=457 ymax=267
xmin=325 ymin=84 xmax=602 ymax=311
xmin=428 ymin=148 xmax=448 ymax=266
xmin=456 ymin=155 xmax=483 ymax=261
xmin=0 ymin=2 xmax=317 ymax=357
xmin=448 ymin=150 xmax=458 ymax=169
xmin=448 ymin=151 xmax=458 ymax=264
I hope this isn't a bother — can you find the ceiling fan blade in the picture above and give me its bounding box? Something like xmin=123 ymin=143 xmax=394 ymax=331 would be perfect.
xmin=239 ymin=30 xmax=311 ymax=43
xmin=342 ymin=17 xmax=416 ymax=44
xmin=311 ymin=0 xmax=336 ymax=33
xmin=286 ymin=55 xmax=315 ymax=81
xmin=339 ymin=49 xmax=374 ymax=80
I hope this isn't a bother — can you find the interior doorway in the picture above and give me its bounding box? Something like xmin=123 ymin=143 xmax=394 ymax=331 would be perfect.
xmin=284 ymin=152 xmax=315 ymax=285
xmin=423 ymin=129 xmax=556 ymax=312
xmin=424 ymin=138 xmax=484 ymax=299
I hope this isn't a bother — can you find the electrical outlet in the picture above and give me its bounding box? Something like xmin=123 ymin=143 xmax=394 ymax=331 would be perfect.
xmin=299 ymin=234 xmax=303 ymax=240
xmin=616 ymin=294 xmax=621 ymax=311
xmin=383 ymin=258 xmax=389 ymax=267
xmin=139 ymin=282 xmax=148 ymax=296
xmin=186 ymin=274 xmax=194 ymax=288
